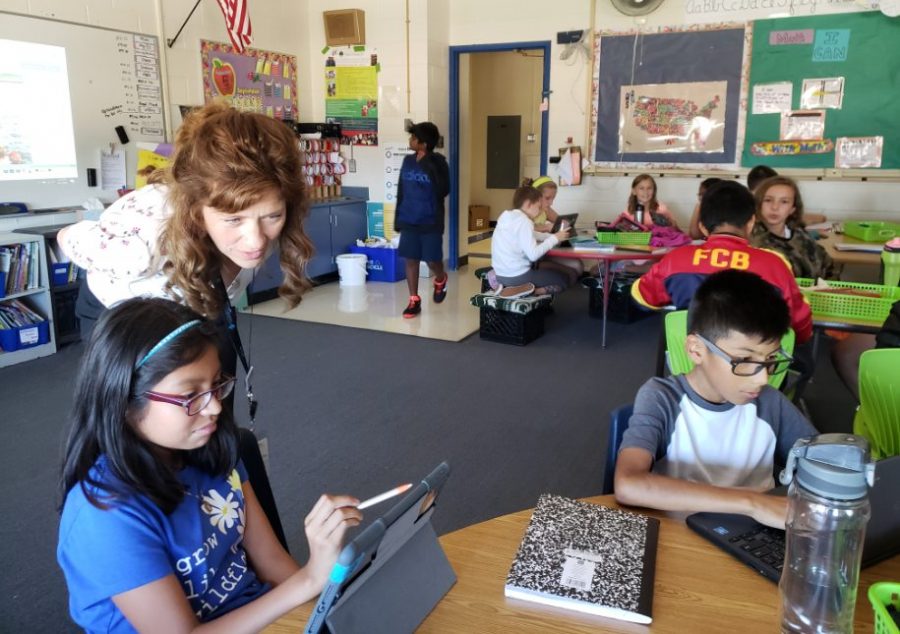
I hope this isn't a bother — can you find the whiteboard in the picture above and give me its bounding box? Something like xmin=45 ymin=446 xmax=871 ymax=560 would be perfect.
xmin=0 ymin=11 xmax=166 ymax=208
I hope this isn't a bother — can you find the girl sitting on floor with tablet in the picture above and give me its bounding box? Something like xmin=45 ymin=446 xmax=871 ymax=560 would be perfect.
xmin=57 ymin=297 xmax=362 ymax=633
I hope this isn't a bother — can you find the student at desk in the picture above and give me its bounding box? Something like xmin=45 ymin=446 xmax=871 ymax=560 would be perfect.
xmin=57 ymin=298 xmax=362 ymax=633
xmin=750 ymin=176 xmax=833 ymax=280
xmin=631 ymin=180 xmax=813 ymax=345
xmin=492 ymin=186 xmax=570 ymax=296
xmin=615 ymin=270 xmax=817 ymax=528
xmin=526 ymin=175 xmax=582 ymax=286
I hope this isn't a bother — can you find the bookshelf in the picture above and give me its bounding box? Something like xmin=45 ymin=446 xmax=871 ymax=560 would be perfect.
xmin=13 ymin=224 xmax=81 ymax=346
xmin=0 ymin=232 xmax=57 ymax=367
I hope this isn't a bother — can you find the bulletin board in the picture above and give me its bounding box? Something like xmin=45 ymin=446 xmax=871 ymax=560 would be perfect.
xmin=201 ymin=40 xmax=298 ymax=121
xmin=592 ymin=26 xmax=747 ymax=167
xmin=743 ymin=12 xmax=900 ymax=170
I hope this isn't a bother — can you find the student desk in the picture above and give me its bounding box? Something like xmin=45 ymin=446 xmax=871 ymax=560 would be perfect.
xmin=810 ymin=313 xmax=884 ymax=369
xmin=546 ymin=247 xmax=669 ymax=348
xmin=819 ymin=233 xmax=883 ymax=269
xmin=265 ymin=495 xmax=898 ymax=633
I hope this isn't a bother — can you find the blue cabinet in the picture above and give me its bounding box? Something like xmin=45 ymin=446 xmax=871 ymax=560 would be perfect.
xmin=248 ymin=198 xmax=367 ymax=304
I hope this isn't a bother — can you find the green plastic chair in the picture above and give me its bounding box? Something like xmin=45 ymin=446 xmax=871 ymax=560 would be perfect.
xmin=853 ymin=349 xmax=900 ymax=460
xmin=664 ymin=310 xmax=796 ymax=390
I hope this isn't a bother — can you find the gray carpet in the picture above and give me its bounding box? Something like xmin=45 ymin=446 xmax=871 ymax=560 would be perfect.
xmin=0 ymin=289 xmax=856 ymax=632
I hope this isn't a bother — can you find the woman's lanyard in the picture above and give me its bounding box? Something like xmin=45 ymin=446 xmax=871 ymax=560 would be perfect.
xmin=215 ymin=276 xmax=258 ymax=427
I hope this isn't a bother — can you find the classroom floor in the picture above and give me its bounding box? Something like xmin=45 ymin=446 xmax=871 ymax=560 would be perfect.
xmin=246 ymin=267 xmax=483 ymax=342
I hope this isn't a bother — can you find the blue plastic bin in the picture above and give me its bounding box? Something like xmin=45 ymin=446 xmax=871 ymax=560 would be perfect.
xmin=51 ymin=263 xmax=71 ymax=287
xmin=348 ymin=245 xmax=406 ymax=282
xmin=0 ymin=320 xmax=50 ymax=351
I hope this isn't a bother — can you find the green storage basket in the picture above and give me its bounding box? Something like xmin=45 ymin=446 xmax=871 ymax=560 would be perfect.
xmin=869 ymin=582 xmax=900 ymax=634
xmin=843 ymin=221 xmax=900 ymax=243
xmin=596 ymin=231 xmax=652 ymax=245
xmin=797 ymin=278 xmax=900 ymax=323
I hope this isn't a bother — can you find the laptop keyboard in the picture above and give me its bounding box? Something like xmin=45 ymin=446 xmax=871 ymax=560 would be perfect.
xmin=728 ymin=525 xmax=786 ymax=572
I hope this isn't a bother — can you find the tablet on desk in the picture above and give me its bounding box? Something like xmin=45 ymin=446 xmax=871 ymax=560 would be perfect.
xmin=304 ymin=462 xmax=455 ymax=634
xmin=549 ymin=213 xmax=578 ymax=234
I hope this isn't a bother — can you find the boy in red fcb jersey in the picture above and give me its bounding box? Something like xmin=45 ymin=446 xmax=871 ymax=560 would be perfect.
xmin=631 ymin=180 xmax=812 ymax=344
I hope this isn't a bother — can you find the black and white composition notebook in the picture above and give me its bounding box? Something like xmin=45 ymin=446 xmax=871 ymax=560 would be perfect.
xmin=505 ymin=494 xmax=660 ymax=625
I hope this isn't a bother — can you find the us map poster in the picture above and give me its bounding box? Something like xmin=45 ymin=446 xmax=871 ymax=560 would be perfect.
xmin=325 ymin=47 xmax=379 ymax=146
xmin=619 ymin=81 xmax=727 ymax=154
xmin=201 ymin=40 xmax=298 ymax=120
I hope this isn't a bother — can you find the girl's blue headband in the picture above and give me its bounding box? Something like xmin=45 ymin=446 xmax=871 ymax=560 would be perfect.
xmin=136 ymin=320 xmax=202 ymax=369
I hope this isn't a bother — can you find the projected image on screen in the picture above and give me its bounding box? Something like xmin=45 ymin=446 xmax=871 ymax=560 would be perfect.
xmin=0 ymin=39 xmax=78 ymax=181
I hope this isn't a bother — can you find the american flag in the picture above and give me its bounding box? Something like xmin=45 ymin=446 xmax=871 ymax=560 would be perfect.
xmin=216 ymin=0 xmax=252 ymax=53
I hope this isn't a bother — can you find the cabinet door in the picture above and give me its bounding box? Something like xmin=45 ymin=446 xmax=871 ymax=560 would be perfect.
xmin=329 ymin=201 xmax=368 ymax=258
xmin=247 ymin=248 xmax=283 ymax=299
xmin=305 ymin=205 xmax=335 ymax=277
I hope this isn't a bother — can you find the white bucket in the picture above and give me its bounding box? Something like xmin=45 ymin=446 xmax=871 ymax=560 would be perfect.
xmin=336 ymin=253 xmax=368 ymax=286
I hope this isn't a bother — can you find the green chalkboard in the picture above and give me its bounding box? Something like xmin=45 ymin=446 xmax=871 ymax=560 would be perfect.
xmin=743 ymin=12 xmax=900 ymax=170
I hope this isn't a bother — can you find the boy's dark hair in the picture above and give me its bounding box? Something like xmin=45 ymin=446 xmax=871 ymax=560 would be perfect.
xmin=747 ymin=165 xmax=778 ymax=192
xmin=512 ymin=186 xmax=541 ymax=209
xmin=688 ymin=270 xmax=790 ymax=344
xmin=406 ymin=121 xmax=440 ymax=152
xmin=60 ymin=297 xmax=239 ymax=515
xmin=699 ymin=180 xmax=755 ymax=233
xmin=699 ymin=177 xmax=722 ymax=192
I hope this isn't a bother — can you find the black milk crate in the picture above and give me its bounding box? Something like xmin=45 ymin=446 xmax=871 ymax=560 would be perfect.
xmin=588 ymin=274 xmax=651 ymax=324
xmin=479 ymin=306 xmax=545 ymax=346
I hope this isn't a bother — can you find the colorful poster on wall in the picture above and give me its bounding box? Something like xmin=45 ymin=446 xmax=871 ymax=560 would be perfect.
xmin=618 ymin=81 xmax=726 ymax=154
xmin=325 ymin=47 xmax=379 ymax=146
xmin=201 ymin=40 xmax=298 ymax=120
xmin=135 ymin=142 xmax=173 ymax=188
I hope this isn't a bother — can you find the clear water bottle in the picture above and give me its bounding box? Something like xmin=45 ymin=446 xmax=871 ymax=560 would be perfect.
xmin=779 ymin=434 xmax=875 ymax=633
xmin=635 ymin=203 xmax=645 ymax=225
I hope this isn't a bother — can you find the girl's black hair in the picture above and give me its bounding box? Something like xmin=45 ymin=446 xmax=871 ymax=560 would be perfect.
xmin=59 ymin=297 xmax=239 ymax=515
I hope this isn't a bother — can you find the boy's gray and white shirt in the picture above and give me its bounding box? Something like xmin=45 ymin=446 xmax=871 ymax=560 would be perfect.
xmin=621 ymin=374 xmax=816 ymax=491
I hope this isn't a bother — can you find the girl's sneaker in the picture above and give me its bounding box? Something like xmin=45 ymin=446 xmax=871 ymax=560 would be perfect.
xmin=497 ymin=283 xmax=535 ymax=299
xmin=402 ymin=295 xmax=422 ymax=318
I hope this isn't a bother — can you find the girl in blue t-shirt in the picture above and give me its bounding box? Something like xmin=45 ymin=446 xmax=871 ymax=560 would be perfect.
xmin=57 ymin=297 xmax=362 ymax=633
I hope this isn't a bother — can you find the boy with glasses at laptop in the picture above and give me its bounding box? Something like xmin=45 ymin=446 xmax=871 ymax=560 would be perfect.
xmin=614 ymin=270 xmax=817 ymax=528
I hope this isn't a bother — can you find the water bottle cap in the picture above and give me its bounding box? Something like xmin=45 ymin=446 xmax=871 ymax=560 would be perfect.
xmin=885 ymin=237 xmax=900 ymax=253
xmin=780 ymin=434 xmax=874 ymax=500
xmin=796 ymin=458 xmax=869 ymax=500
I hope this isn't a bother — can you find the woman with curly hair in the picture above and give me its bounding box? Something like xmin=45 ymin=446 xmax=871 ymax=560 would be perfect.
xmin=59 ymin=101 xmax=313 ymax=339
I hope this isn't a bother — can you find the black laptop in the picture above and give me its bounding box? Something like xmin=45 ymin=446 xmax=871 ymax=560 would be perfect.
xmin=686 ymin=455 xmax=900 ymax=583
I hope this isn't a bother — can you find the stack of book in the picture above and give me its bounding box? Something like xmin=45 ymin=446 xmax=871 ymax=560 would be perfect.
xmin=568 ymin=236 xmax=615 ymax=252
xmin=0 ymin=242 xmax=40 ymax=295
xmin=0 ymin=299 xmax=45 ymax=329
xmin=505 ymin=494 xmax=660 ymax=625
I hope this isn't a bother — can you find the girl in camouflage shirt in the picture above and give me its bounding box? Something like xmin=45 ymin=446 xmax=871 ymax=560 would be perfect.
xmin=751 ymin=176 xmax=834 ymax=279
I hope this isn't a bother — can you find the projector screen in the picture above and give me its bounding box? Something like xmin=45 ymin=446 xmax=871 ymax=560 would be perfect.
xmin=0 ymin=38 xmax=78 ymax=181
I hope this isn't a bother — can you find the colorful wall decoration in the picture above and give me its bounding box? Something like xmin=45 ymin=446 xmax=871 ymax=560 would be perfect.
xmin=324 ymin=47 xmax=379 ymax=146
xmin=201 ymin=40 xmax=298 ymax=120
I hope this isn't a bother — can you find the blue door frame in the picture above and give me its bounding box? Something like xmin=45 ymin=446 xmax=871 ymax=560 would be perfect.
xmin=448 ymin=40 xmax=551 ymax=269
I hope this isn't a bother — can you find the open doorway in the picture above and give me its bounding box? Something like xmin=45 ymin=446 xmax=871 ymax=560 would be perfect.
xmin=449 ymin=41 xmax=550 ymax=269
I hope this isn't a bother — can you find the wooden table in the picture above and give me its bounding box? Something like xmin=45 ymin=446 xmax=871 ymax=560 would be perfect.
xmin=819 ymin=233 xmax=883 ymax=268
xmin=546 ymin=246 xmax=669 ymax=348
xmin=265 ymin=495 xmax=898 ymax=633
